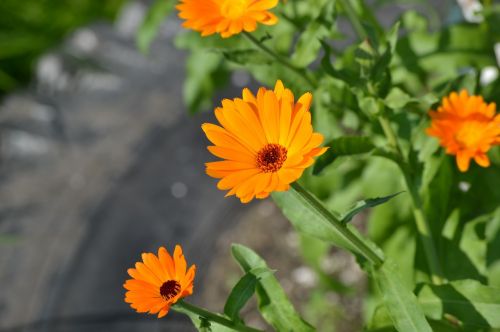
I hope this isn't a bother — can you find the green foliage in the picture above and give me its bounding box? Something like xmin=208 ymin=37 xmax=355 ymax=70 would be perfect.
xmin=417 ymin=279 xmax=500 ymax=330
xmin=272 ymin=184 xmax=385 ymax=260
xmin=231 ymin=244 xmax=315 ymax=332
xmin=340 ymin=192 xmax=404 ymax=224
xmin=0 ymin=0 xmax=125 ymax=95
xmin=373 ymin=261 xmax=433 ymax=332
xmin=224 ymin=267 xmax=275 ymax=322
xmin=136 ymin=0 xmax=176 ymax=54
xmin=183 ymin=51 xmax=229 ymax=114
xmin=174 ymin=306 xmax=234 ymax=332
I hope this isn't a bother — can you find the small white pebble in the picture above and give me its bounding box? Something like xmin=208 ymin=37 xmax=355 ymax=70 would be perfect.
xmin=292 ymin=266 xmax=317 ymax=288
xmin=171 ymin=182 xmax=188 ymax=198
xmin=480 ymin=67 xmax=499 ymax=86
xmin=458 ymin=181 xmax=471 ymax=193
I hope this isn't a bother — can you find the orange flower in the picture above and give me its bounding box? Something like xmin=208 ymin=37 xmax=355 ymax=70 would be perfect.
xmin=426 ymin=90 xmax=500 ymax=172
xmin=124 ymin=245 xmax=196 ymax=318
xmin=176 ymin=0 xmax=279 ymax=38
xmin=202 ymin=80 xmax=327 ymax=203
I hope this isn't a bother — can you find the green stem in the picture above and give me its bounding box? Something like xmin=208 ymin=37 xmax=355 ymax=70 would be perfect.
xmin=175 ymin=301 xmax=265 ymax=332
xmin=291 ymin=182 xmax=385 ymax=266
xmin=378 ymin=116 xmax=403 ymax=157
xmin=378 ymin=116 xmax=444 ymax=284
xmin=404 ymin=173 xmax=445 ymax=285
xmin=338 ymin=0 xmax=367 ymax=40
xmin=242 ymin=31 xmax=317 ymax=89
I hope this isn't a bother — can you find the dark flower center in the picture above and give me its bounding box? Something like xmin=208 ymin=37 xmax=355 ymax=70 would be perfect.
xmin=160 ymin=280 xmax=181 ymax=300
xmin=256 ymin=144 xmax=287 ymax=173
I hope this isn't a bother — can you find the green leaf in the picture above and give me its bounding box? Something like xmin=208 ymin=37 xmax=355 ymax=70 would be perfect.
xmin=358 ymin=96 xmax=382 ymax=116
xmin=136 ymin=0 xmax=176 ymax=54
xmin=313 ymin=136 xmax=375 ymax=175
xmin=231 ymin=244 xmax=314 ymax=332
xmin=223 ymin=273 xmax=257 ymax=322
xmin=173 ymin=306 xmax=233 ymax=332
xmin=184 ymin=51 xmax=229 ymax=114
xmin=374 ymin=261 xmax=433 ymax=332
xmin=291 ymin=21 xmax=330 ymax=67
xmin=272 ymin=186 xmax=384 ymax=260
xmin=223 ymin=268 xmax=275 ymax=322
xmin=417 ymin=279 xmax=500 ymax=329
xmin=384 ymin=88 xmax=413 ymax=109
xmin=341 ymin=192 xmax=404 ymax=224
xmin=386 ymin=21 xmax=401 ymax=54
xmin=320 ymin=40 xmax=363 ymax=86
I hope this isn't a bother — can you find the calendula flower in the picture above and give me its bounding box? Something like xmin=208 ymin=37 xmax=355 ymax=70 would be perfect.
xmin=124 ymin=245 xmax=196 ymax=318
xmin=426 ymin=90 xmax=500 ymax=172
xmin=176 ymin=0 xmax=279 ymax=38
xmin=202 ymin=80 xmax=327 ymax=203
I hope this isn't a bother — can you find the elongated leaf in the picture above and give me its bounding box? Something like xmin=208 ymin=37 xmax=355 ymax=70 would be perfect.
xmin=341 ymin=192 xmax=403 ymax=223
xmin=417 ymin=279 xmax=500 ymax=329
xmin=224 ymin=273 xmax=257 ymax=322
xmin=313 ymin=136 xmax=375 ymax=175
xmin=374 ymin=261 xmax=433 ymax=332
xmin=223 ymin=267 xmax=275 ymax=322
xmin=231 ymin=244 xmax=314 ymax=332
xmin=173 ymin=306 xmax=234 ymax=332
xmin=386 ymin=21 xmax=401 ymax=53
xmin=137 ymin=0 xmax=176 ymax=54
xmin=272 ymin=185 xmax=384 ymax=261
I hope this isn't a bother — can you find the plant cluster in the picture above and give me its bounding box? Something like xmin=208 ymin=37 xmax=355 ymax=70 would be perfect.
xmin=124 ymin=0 xmax=500 ymax=331
xmin=0 ymin=0 xmax=125 ymax=95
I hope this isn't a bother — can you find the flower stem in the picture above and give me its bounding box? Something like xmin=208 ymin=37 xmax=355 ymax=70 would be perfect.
xmin=378 ymin=116 xmax=444 ymax=284
xmin=242 ymin=31 xmax=317 ymax=88
xmin=291 ymin=182 xmax=385 ymax=266
xmin=175 ymin=300 xmax=265 ymax=332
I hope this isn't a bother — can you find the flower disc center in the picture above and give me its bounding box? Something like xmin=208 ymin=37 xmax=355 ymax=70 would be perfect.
xmin=257 ymin=143 xmax=287 ymax=173
xmin=221 ymin=0 xmax=248 ymax=19
xmin=160 ymin=280 xmax=181 ymax=300
xmin=454 ymin=120 xmax=485 ymax=148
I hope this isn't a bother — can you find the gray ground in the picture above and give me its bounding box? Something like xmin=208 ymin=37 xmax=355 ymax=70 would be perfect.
xmin=0 ymin=5 xmax=251 ymax=331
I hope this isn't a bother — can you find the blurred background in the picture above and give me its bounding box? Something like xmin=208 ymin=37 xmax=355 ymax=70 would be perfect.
xmin=0 ymin=0 xmax=495 ymax=331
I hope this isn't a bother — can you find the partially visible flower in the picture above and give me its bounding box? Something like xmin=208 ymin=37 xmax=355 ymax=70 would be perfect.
xmin=426 ymin=90 xmax=500 ymax=172
xmin=176 ymin=0 xmax=279 ymax=38
xmin=202 ymin=80 xmax=327 ymax=203
xmin=124 ymin=245 xmax=196 ymax=318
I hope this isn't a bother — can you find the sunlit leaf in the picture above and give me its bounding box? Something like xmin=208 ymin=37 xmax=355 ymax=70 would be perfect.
xmin=223 ymin=267 xmax=275 ymax=322
xmin=417 ymin=279 xmax=500 ymax=329
xmin=374 ymin=261 xmax=433 ymax=332
xmin=231 ymin=244 xmax=314 ymax=332
xmin=340 ymin=192 xmax=404 ymax=224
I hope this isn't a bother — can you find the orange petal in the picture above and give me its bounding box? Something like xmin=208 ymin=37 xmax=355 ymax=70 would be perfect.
xmin=173 ymin=245 xmax=187 ymax=279
xmin=456 ymin=152 xmax=471 ymax=172
xmin=474 ymin=154 xmax=490 ymax=167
